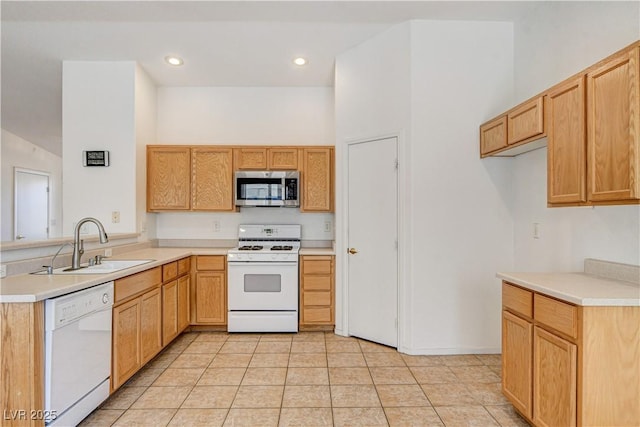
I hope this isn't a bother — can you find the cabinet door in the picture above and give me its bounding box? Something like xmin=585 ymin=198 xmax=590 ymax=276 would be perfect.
xmin=507 ymin=96 xmax=545 ymax=145
xmin=177 ymin=275 xmax=191 ymax=333
xmin=194 ymin=272 xmax=227 ymax=324
xmin=300 ymin=255 xmax=334 ymax=327
xmin=162 ymin=280 xmax=179 ymax=346
xmin=587 ymin=46 xmax=640 ymax=202
xmin=112 ymin=298 xmax=141 ymax=390
xmin=547 ymin=77 xmax=587 ymax=204
xmin=235 ymin=148 xmax=268 ymax=170
xmin=301 ymin=147 xmax=333 ymax=212
xmin=480 ymin=116 xmax=507 ymax=156
xmin=502 ymin=310 xmax=533 ymax=419
xmin=533 ymin=326 xmax=577 ymax=427
xmin=192 ymin=147 xmax=234 ymax=211
xmin=147 ymin=146 xmax=191 ymax=211
xmin=140 ymin=288 xmax=162 ymax=365
xmin=268 ymin=148 xmax=298 ymax=170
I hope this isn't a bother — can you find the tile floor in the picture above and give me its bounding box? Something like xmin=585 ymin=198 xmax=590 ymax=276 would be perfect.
xmin=80 ymin=332 xmax=530 ymax=426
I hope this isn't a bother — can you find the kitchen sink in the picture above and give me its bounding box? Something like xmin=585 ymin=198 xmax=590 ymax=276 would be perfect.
xmin=34 ymin=259 xmax=155 ymax=275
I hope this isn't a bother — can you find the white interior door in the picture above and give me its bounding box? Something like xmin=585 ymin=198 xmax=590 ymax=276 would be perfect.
xmin=347 ymin=137 xmax=398 ymax=347
xmin=15 ymin=168 xmax=50 ymax=240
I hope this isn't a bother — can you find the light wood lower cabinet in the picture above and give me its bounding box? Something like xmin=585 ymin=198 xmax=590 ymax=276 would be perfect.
xmin=299 ymin=255 xmax=335 ymax=330
xmin=501 ymin=281 xmax=640 ymax=427
xmin=161 ymin=258 xmax=191 ymax=345
xmin=139 ymin=287 xmax=162 ymax=365
xmin=192 ymin=256 xmax=227 ymax=325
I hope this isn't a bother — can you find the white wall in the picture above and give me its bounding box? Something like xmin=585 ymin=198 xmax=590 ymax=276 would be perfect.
xmin=153 ymin=86 xmax=336 ymax=240
xmin=335 ymin=21 xmax=513 ymax=353
xmin=512 ymin=2 xmax=640 ymax=271
xmin=0 ymin=129 xmax=63 ymax=240
xmin=62 ymin=61 xmax=138 ymax=236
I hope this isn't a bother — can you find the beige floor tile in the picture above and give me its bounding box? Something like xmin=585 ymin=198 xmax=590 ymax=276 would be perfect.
xmin=401 ymin=355 xmax=444 ymax=367
xmin=232 ymin=385 xmax=285 ymax=408
xmin=169 ymin=353 xmax=215 ymax=369
xmin=437 ymin=355 xmax=483 ymax=367
xmin=219 ymin=341 xmax=258 ymax=354
xmin=410 ymin=366 xmax=457 ymax=384
xmin=475 ymin=354 xmax=502 ymax=366
xmin=324 ymin=334 xmax=359 ymax=342
xmin=359 ymin=340 xmax=397 ymax=353
xmin=421 ymin=383 xmax=477 ymax=406
xmin=183 ymin=341 xmax=225 ymax=354
xmin=364 ymin=352 xmax=406 ymax=367
xmin=327 ymin=353 xmax=367 ymax=368
xmin=282 ymin=385 xmax=332 ymax=407
xmin=112 ymin=408 xmax=177 ymax=426
xmin=259 ymin=333 xmax=295 ymax=342
xmin=167 ymin=408 xmax=228 ymax=427
xmin=326 ymin=340 xmax=362 ymax=353
xmin=484 ymin=405 xmax=530 ymax=427
xmin=286 ymin=367 xmax=330 ymax=385
xmin=488 ymin=365 xmax=502 ymax=376
xmin=292 ymin=332 xmax=326 ymax=342
xmin=384 ymin=407 xmax=444 ymax=427
xmin=152 ymin=368 xmax=205 ymax=387
xmin=289 ymin=353 xmax=328 ymax=367
xmin=450 ymin=366 xmax=501 ymax=383
xmin=194 ymin=332 xmax=230 ymax=342
xmin=197 ymin=368 xmax=247 ymax=386
xmin=434 ymin=405 xmax=500 ymax=427
xmin=291 ymin=341 xmax=327 ymax=353
xmin=101 ymin=386 xmax=147 ymax=410
xmin=279 ymin=407 xmax=333 ymax=426
xmin=125 ymin=368 xmax=165 ymax=387
xmin=331 ymin=384 xmax=381 ymax=407
xmin=332 ymin=407 xmax=389 ymax=427
xmin=370 ymin=367 xmax=417 ymax=385
xmin=465 ymin=382 xmax=509 ymax=405
xmin=223 ymin=408 xmax=280 ymax=427
xmin=181 ymin=385 xmax=238 ymax=409
xmin=162 ymin=340 xmax=192 ymax=354
xmin=210 ymin=353 xmax=253 ymax=368
xmin=255 ymin=340 xmax=292 ymax=353
xmin=131 ymin=386 xmax=191 ymax=409
xmin=328 ymin=367 xmax=373 ymax=385
xmin=241 ymin=367 xmax=287 ymax=385
xmin=78 ymin=409 xmax=125 ymax=426
xmin=250 ymin=353 xmax=290 ymax=368
xmin=147 ymin=352 xmax=180 ymax=369
xmin=226 ymin=333 xmax=262 ymax=342
xmin=376 ymin=384 xmax=430 ymax=407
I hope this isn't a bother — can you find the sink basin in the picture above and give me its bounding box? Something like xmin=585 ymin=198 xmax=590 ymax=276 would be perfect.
xmin=34 ymin=259 xmax=155 ymax=275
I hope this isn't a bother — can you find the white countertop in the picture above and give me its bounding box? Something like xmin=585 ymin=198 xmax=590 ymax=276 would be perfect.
xmin=497 ymin=271 xmax=640 ymax=306
xmin=299 ymin=247 xmax=335 ymax=256
xmin=0 ymin=247 xmax=231 ymax=303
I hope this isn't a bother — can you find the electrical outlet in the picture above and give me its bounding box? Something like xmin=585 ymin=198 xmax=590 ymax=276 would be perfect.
xmin=533 ymin=222 xmax=541 ymax=239
xmin=213 ymin=220 xmax=221 ymax=232
xmin=0 ymin=265 xmax=6 ymax=278
xmin=324 ymin=221 xmax=332 ymax=233
xmin=104 ymin=248 xmax=113 ymax=257
xmin=112 ymin=211 xmax=120 ymax=223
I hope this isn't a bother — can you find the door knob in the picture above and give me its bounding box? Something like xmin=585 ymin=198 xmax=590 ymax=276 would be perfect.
xmin=348 ymin=248 xmax=358 ymax=255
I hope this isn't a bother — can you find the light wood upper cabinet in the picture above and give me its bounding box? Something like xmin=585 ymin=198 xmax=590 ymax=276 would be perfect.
xmin=587 ymin=46 xmax=640 ymax=202
xmin=547 ymin=76 xmax=587 ymax=204
xmin=147 ymin=146 xmax=191 ymax=211
xmin=268 ymin=147 xmax=298 ymax=169
xmin=480 ymin=116 xmax=507 ymax=156
xmin=234 ymin=148 xmax=268 ymax=170
xmin=508 ymin=96 xmax=545 ymax=145
xmin=192 ymin=147 xmax=234 ymax=211
xmin=301 ymin=147 xmax=334 ymax=212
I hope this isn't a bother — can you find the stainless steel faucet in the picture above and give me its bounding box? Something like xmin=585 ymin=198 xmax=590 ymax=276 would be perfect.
xmin=70 ymin=217 xmax=109 ymax=270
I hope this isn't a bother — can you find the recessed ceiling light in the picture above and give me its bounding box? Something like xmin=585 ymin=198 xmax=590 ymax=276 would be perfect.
xmin=293 ymin=57 xmax=308 ymax=66
xmin=165 ymin=56 xmax=184 ymax=66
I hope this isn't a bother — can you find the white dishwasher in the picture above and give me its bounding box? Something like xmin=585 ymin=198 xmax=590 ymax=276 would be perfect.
xmin=44 ymin=281 xmax=114 ymax=426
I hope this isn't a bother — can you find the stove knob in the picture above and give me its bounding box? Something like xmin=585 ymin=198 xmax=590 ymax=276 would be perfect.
xmin=248 ymin=254 xmax=253 ymax=260
xmin=271 ymin=254 xmax=277 ymax=260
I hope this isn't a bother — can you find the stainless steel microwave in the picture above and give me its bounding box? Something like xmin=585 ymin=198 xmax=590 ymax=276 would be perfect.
xmin=234 ymin=171 xmax=300 ymax=207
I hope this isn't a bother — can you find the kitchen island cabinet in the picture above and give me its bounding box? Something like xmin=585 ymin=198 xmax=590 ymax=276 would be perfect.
xmin=192 ymin=255 xmax=227 ymax=327
xmin=500 ymin=280 xmax=640 ymax=427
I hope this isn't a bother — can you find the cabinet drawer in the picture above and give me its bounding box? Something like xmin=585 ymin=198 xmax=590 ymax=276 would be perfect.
xmin=196 ymin=255 xmax=226 ymax=271
xmin=115 ymin=267 xmax=162 ymax=303
xmin=303 ymin=291 xmax=331 ymax=307
xmin=302 ymin=259 xmax=332 ymax=275
xmin=503 ymin=282 xmax=533 ymax=318
xmin=303 ymin=307 xmax=332 ymax=323
xmin=162 ymin=262 xmax=178 ymax=282
xmin=534 ymin=294 xmax=578 ymax=339
xmin=302 ymin=275 xmax=332 ymax=291
xmin=480 ymin=115 xmax=508 ymax=155
xmin=178 ymin=257 xmax=191 ymax=276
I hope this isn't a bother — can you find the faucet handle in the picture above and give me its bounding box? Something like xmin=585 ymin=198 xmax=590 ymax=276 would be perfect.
xmin=95 ymin=255 xmax=104 ymax=265
xmin=42 ymin=265 xmax=53 ymax=275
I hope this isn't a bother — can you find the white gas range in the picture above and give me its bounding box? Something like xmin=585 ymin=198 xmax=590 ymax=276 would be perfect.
xmin=227 ymin=224 xmax=301 ymax=332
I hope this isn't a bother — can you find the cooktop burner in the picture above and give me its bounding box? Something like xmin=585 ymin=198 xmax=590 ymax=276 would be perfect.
xmin=271 ymin=245 xmax=293 ymax=251
xmin=238 ymin=245 xmax=264 ymax=251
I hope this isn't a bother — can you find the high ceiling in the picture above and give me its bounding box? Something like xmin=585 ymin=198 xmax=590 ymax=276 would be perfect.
xmin=1 ymin=1 xmax=540 ymax=156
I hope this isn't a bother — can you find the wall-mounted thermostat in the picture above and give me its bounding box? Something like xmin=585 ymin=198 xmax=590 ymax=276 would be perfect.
xmin=83 ymin=150 xmax=110 ymax=167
